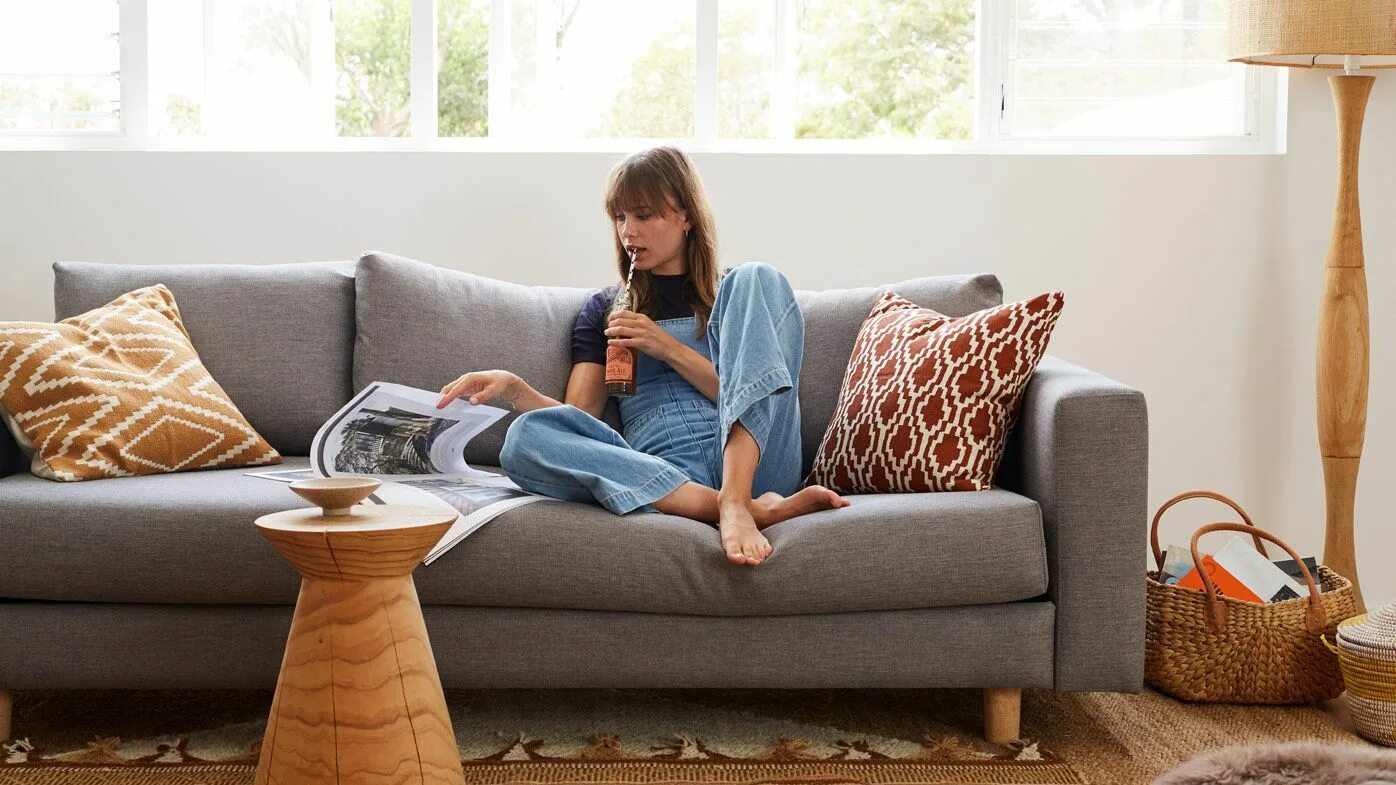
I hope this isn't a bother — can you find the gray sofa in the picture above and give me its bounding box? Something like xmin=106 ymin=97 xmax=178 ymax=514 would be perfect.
xmin=0 ymin=252 xmax=1148 ymax=744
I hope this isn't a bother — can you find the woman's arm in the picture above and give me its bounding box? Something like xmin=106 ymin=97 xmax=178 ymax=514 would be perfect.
xmin=437 ymin=370 xmax=564 ymax=413
xmin=564 ymin=362 xmax=609 ymax=420
xmin=662 ymin=343 xmax=719 ymax=404
xmin=510 ymin=384 xmax=565 ymax=413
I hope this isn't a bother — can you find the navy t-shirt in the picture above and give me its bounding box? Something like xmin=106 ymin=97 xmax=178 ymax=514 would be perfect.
xmin=572 ymin=272 xmax=694 ymax=365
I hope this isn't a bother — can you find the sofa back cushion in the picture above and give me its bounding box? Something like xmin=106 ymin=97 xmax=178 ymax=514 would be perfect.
xmin=354 ymin=252 xmax=1003 ymax=474
xmin=353 ymin=252 xmax=600 ymax=467
xmin=794 ymin=273 xmax=1003 ymax=476
xmin=2 ymin=285 xmax=283 ymax=480
xmin=53 ymin=260 xmax=357 ymax=456
xmin=805 ymin=290 xmax=1063 ymax=493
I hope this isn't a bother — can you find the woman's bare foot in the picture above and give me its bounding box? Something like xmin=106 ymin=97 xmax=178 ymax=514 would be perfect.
xmin=751 ymin=485 xmax=850 ymax=530
xmin=718 ymin=499 xmax=772 ymax=566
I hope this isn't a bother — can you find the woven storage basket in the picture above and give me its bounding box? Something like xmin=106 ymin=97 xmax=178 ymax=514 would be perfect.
xmin=1323 ymin=603 xmax=1396 ymax=746
xmin=1145 ymin=491 xmax=1359 ymax=704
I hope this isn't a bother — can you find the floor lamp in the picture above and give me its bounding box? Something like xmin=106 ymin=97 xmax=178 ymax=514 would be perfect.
xmin=1228 ymin=1 xmax=1396 ymax=614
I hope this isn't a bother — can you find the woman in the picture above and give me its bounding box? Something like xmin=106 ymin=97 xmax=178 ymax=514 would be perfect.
xmin=436 ymin=147 xmax=848 ymax=567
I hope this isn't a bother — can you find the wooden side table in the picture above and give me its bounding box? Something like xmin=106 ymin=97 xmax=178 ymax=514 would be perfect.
xmin=254 ymin=478 xmax=464 ymax=785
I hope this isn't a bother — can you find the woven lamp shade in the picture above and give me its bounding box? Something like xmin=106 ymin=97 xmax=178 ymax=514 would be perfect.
xmin=1228 ymin=0 xmax=1396 ymax=68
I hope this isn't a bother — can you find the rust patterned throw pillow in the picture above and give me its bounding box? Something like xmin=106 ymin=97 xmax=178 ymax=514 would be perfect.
xmin=805 ymin=290 xmax=1064 ymax=494
xmin=0 ymin=285 xmax=281 ymax=481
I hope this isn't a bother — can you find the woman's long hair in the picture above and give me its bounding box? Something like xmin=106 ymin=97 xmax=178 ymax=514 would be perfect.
xmin=603 ymin=146 xmax=718 ymax=337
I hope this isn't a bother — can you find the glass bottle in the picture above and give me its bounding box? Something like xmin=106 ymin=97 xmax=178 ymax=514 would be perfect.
xmin=605 ymin=265 xmax=638 ymax=397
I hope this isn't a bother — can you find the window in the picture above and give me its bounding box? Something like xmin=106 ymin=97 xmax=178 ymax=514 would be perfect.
xmin=792 ymin=0 xmax=976 ymax=140
xmin=437 ymin=0 xmax=488 ymax=136
xmin=0 ymin=0 xmax=121 ymax=133
xmin=1004 ymin=0 xmax=1251 ymax=138
xmin=0 ymin=0 xmax=1281 ymax=151
xmin=489 ymin=0 xmax=697 ymax=139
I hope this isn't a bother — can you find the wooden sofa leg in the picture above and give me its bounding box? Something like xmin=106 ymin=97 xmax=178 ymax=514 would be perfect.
xmin=983 ymin=688 xmax=1021 ymax=745
xmin=0 ymin=689 xmax=12 ymax=742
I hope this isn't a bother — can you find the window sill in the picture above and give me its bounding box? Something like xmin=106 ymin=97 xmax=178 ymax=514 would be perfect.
xmin=0 ymin=134 xmax=1286 ymax=155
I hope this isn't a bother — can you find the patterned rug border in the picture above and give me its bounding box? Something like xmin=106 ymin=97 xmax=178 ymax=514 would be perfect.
xmin=457 ymin=760 xmax=1084 ymax=784
xmin=0 ymin=761 xmax=1085 ymax=785
xmin=2 ymin=734 xmax=1062 ymax=770
xmin=0 ymin=761 xmax=1071 ymax=770
xmin=457 ymin=761 xmax=1070 ymax=769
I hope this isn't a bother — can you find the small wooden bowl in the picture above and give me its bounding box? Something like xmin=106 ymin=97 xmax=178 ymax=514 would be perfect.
xmin=289 ymin=477 xmax=383 ymax=517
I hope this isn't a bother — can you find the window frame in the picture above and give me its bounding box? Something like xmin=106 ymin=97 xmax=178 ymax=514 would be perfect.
xmin=1 ymin=0 xmax=1287 ymax=154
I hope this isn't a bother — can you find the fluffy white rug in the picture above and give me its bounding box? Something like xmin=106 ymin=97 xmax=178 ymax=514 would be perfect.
xmin=1153 ymin=741 xmax=1396 ymax=785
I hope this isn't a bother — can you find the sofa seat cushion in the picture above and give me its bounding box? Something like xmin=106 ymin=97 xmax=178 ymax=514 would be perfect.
xmin=0 ymin=459 xmax=1049 ymax=614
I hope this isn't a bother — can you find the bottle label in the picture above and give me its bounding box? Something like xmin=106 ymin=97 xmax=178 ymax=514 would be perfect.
xmin=605 ymin=345 xmax=634 ymax=383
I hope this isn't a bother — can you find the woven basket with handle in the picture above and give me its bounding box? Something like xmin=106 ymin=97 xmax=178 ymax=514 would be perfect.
xmin=1145 ymin=490 xmax=1359 ymax=704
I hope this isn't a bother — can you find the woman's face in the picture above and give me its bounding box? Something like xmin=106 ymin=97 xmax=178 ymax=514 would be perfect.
xmin=613 ymin=201 xmax=690 ymax=276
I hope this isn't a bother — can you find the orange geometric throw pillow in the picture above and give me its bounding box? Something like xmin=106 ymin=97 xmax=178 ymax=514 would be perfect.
xmin=805 ymin=290 xmax=1064 ymax=494
xmin=0 ymin=284 xmax=281 ymax=481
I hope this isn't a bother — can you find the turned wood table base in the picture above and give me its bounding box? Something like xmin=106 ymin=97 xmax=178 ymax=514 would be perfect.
xmin=255 ymin=574 xmax=461 ymax=784
xmin=255 ymin=479 xmax=464 ymax=785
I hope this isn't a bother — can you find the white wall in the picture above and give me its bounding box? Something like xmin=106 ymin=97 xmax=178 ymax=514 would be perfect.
xmin=2 ymin=69 xmax=1393 ymax=607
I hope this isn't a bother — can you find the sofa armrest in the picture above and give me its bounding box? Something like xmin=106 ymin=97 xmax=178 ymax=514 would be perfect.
xmin=997 ymin=355 xmax=1148 ymax=693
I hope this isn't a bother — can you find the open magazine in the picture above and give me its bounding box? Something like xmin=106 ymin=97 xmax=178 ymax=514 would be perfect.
xmin=247 ymin=381 xmax=547 ymax=565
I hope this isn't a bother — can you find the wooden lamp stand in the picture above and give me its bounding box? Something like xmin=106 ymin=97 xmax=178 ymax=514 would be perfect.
xmin=1318 ymin=74 xmax=1374 ymax=614
xmin=1229 ymin=0 xmax=1395 ymax=616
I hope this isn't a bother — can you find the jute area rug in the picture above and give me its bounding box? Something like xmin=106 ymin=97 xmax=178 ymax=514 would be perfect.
xmin=0 ymin=686 xmax=1372 ymax=785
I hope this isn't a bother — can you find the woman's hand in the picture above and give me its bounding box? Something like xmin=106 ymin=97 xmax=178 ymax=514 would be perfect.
xmin=606 ymin=310 xmax=681 ymax=362
xmin=436 ymin=370 xmax=524 ymax=409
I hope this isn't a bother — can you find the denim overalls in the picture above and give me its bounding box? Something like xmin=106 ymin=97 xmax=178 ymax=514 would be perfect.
xmin=499 ymin=262 xmax=805 ymax=515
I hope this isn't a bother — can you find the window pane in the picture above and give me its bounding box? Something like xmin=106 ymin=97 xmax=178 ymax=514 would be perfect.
xmin=207 ymin=0 xmax=329 ymax=139
xmin=1009 ymin=0 xmax=1243 ymax=138
xmin=552 ymin=0 xmax=694 ymax=138
xmin=0 ymin=0 xmax=120 ymax=132
xmin=717 ymin=0 xmax=775 ymax=139
xmin=437 ymin=0 xmax=489 ymax=136
xmin=335 ymin=0 xmax=411 ymax=136
xmin=1016 ymin=25 xmax=1227 ymax=62
xmin=1017 ymin=0 xmax=1226 ymax=24
xmin=793 ymin=0 xmax=975 ymax=141
xmin=508 ymin=0 xmax=540 ymax=118
xmin=150 ymin=0 xmax=206 ymax=136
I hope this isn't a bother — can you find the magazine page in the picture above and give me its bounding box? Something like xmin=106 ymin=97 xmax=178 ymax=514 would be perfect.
xmin=310 ymin=380 xmax=510 ymax=481
xmin=362 ymin=477 xmax=547 ymax=566
xmin=242 ymin=380 xmax=555 ymax=565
